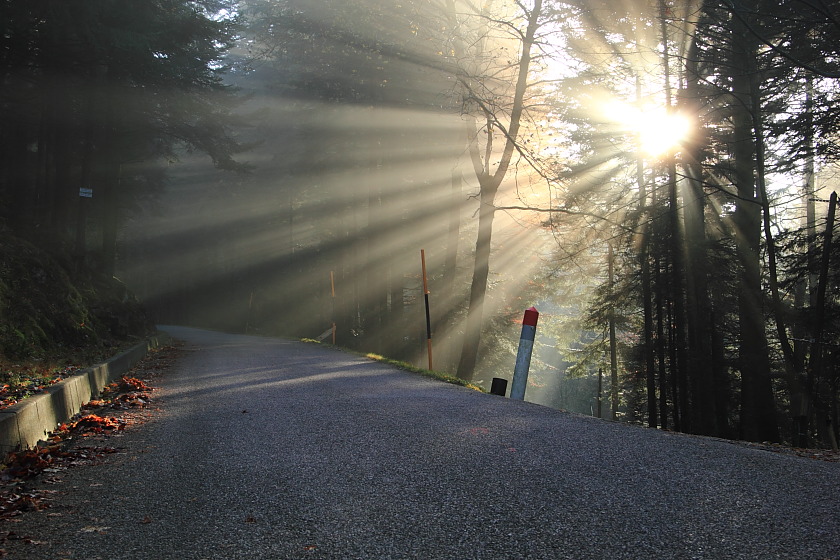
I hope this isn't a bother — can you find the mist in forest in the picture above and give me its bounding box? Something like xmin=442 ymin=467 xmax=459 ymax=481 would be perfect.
xmin=119 ymin=92 xmax=567 ymax=392
xmin=117 ymin=5 xmax=572 ymax=409
xmin=51 ymin=0 xmax=837 ymax=443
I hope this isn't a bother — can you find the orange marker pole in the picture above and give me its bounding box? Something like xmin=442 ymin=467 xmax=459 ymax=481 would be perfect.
xmin=421 ymin=250 xmax=433 ymax=370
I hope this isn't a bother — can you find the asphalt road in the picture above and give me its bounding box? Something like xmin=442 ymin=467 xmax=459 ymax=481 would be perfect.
xmin=5 ymin=326 xmax=839 ymax=559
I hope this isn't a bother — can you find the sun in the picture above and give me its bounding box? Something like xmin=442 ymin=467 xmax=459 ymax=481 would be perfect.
xmin=636 ymin=109 xmax=692 ymax=157
xmin=603 ymin=100 xmax=692 ymax=157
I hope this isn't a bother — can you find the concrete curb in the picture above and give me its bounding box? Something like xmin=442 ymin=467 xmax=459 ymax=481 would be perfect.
xmin=0 ymin=331 xmax=171 ymax=457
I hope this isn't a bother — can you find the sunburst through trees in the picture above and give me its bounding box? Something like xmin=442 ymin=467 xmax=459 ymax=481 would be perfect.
xmin=98 ymin=0 xmax=840 ymax=447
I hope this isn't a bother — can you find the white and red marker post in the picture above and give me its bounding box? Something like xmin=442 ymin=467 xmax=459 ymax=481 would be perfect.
xmin=510 ymin=306 xmax=539 ymax=400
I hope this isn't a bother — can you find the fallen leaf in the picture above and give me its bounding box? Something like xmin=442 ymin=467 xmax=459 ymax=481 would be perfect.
xmin=80 ymin=526 xmax=110 ymax=533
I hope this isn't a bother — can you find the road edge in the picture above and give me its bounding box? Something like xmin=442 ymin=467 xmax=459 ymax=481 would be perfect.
xmin=0 ymin=331 xmax=171 ymax=457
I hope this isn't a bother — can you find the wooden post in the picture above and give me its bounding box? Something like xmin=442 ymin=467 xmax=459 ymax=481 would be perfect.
xmin=421 ymin=250 xmax=433 ymax=370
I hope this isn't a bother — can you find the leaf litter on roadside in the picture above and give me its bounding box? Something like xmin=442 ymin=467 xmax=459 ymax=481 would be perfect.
xmin=0 ymin=344 xmax=178 ymax=536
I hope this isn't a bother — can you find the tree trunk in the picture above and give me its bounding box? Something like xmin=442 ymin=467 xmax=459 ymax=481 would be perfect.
xmin=731 ymin=6 xmax=779 ymax=442
xmin=750 ymin=65 xmax=807 ymax=445
xmin=100 ymin=160 xmax=120 ymax=277
xmin=659 ymin=0 xmax=690 ymax=432
xmin=635 ymin=76 xmax=657 ymax=429
xmin=656 ymin=253 xmax=669 ymax=430
xmin=456 ymin=184 xmax=497 ymax=380
xmin=711 ymin=306 xmax=732 ymax=438
xmin=100 ymin=71 xmax=121 ymax=277
xmin=667 ymin=157 xmax=689 ymax=430
xmin=683 ymin=161 xmax=716 ymax=435
xmin=443 ymin=170 xmax=461 ymax=297
xmin=792 ymin=76 xmax=817 ymax=446
xmin=652 ymin=183 xmax=670 ymax=430
xmin=436 ymin=169 xmax=463 ymax=371
xmin=75 ymin=131 xmax=94 ymax=260
xmin=682 ymin=33 xmax=718 ymax=436
xmin=639 ymin=169 xmax=657 ymax=428
xmin=456 ymin=0 xmax=543 ymax=381
xmin=810 ymin=192 xmax=838 ymax=449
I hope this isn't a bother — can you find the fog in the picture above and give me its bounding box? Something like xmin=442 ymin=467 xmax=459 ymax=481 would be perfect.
xmin=117 ymin=66 xmax=578 ymax=406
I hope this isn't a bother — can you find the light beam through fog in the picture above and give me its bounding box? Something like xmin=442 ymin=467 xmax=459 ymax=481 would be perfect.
xmin=121 ymin=1 xmax=564 ymax=386
xmin=122 ymin=102 xmax=549 ymax=373
xmin=6 ymin=0 xmax=840 ymax=444
xmin=118 ymin=0 xmax=698 ymax=410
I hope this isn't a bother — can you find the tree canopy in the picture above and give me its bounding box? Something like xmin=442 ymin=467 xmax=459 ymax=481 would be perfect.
xmin=0 ymin=0 xmax=243 ymax=247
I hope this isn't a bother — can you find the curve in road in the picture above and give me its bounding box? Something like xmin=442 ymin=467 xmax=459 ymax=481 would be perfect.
xmin=6 ymin=326 xmax=839 ymax=559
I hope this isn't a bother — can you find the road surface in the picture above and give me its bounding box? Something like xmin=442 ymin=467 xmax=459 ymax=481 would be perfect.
xmin=5 ymin=326 xmax=839 ymax=559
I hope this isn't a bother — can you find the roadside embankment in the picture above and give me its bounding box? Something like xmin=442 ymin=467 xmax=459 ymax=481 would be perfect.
xmin=0 ymin=332 xmax=170 ymax=456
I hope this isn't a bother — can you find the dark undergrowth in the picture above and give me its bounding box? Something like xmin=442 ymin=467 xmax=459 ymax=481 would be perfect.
xmin=0 ymin=227 xmax=153 ymax=405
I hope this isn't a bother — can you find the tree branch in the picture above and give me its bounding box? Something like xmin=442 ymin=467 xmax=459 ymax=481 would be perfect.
xmin=720 ymin=0 xmax=840 ymax=78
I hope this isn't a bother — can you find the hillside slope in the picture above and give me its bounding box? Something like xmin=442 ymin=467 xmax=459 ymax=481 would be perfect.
xmin=0 ymin=228 xmax=152 ymax=363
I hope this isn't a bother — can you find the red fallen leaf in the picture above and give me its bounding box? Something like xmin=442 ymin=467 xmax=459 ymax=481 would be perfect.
xmin=82 ymin=400 xmax=108 ymax=409
xmin=245 ymin=515 xmax=256 ymax=523
xmin=0 ymin=491 xmax=50 ymax=519
xmin=74 ymin=414 xmax=124 ymax=431
xmin=113 ymin=392 xmax=150 ymax=408
xmin=303 ymin=545 xmax=317 ymax=551
xmin=141 ymin=516 xmax=153 ymax=524
xmin=1 ymin=446 xmax=68 ymax=480
xmin=119 ymin=376 xmax=151 ymax=392
xmin=2 ymin=444 xmax=119 ymax=484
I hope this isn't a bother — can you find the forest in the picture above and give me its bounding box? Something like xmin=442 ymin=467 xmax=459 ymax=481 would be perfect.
xmin=1 ymin=0 xmax=839 ymax=449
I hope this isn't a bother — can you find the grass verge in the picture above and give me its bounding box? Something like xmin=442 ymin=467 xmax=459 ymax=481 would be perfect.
xmin=300 ymin=339 xmax=485 ymax=393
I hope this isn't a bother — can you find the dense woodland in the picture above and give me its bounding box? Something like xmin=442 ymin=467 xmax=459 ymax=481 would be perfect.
xmin=1 ymin=0 xmax=839 ymax=448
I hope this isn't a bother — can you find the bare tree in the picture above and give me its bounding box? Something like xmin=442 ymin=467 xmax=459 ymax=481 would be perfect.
xmin=449 ymin=0 xmax=545 ymax=381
